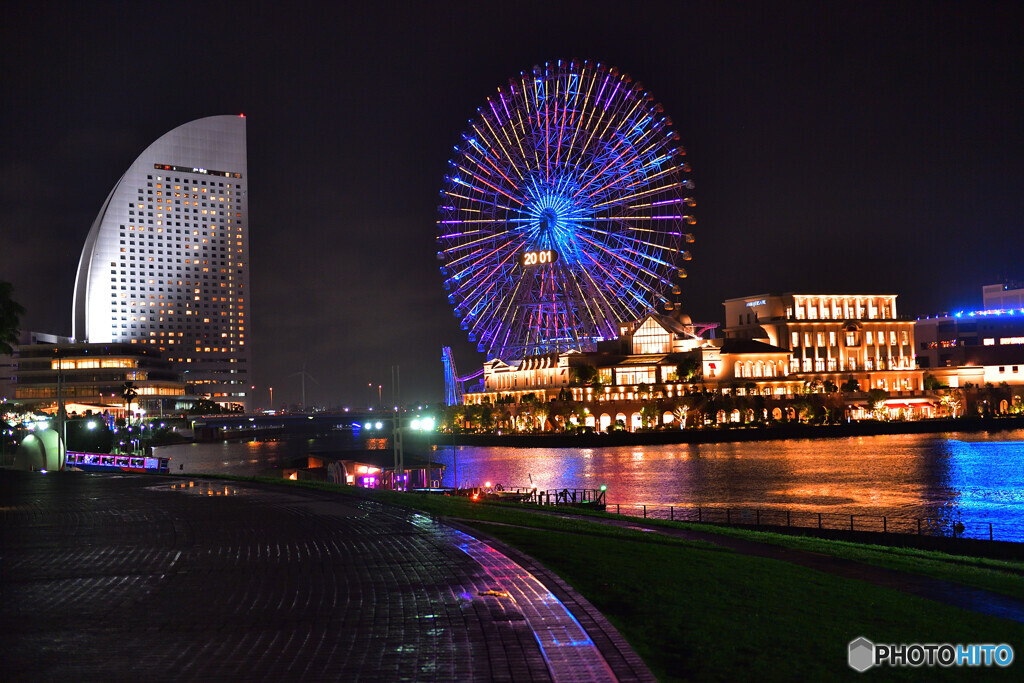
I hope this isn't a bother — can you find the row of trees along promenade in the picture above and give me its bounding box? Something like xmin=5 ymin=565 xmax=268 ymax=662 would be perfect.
xmin=443 ymin=377 xmax=1023 ymax=439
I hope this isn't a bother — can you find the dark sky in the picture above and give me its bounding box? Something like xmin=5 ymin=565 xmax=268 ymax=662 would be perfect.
xmin=3 ymin=1 xmax=1022 ymax=409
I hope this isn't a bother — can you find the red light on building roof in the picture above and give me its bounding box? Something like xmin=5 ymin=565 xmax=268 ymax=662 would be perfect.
xmin=239 ymin=113 xmax=245 ymax=118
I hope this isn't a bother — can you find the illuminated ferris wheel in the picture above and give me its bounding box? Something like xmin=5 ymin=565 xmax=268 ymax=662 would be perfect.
xmin=437 ymin=60 xmax=695 ymax=360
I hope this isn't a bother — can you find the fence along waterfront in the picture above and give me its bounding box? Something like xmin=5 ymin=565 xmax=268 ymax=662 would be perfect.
xmin=602 ymin=504 xmax=1012 ymax=543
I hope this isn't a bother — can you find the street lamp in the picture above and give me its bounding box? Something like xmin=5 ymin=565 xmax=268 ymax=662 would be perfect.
xmin=378 ymin=384 xmax=382 ymax=409
xmin=269 ymin=386 xmax=274 ymax=409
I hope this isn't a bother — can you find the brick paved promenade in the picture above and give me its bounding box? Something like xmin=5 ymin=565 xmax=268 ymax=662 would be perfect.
xmin=0 ymin=471 xmax=652 ymax=682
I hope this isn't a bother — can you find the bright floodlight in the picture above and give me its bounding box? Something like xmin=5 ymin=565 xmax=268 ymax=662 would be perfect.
xmin=86 ymin=421 xmax=97 ymax=430
xmin=410 ymin=419 xmax=421 ymax=430
xmin=375 ymin=421 xmax=383 ymax=430
xmin=364 ymin=422 xmax=372 ymax=429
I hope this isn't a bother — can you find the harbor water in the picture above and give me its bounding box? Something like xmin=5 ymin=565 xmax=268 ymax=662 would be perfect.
xmin=157 ymin=430 xmax=1024 ymax=542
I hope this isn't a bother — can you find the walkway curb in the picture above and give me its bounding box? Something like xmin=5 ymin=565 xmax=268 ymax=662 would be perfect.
xmin=444 ymin=518 xmax=658 ymax=682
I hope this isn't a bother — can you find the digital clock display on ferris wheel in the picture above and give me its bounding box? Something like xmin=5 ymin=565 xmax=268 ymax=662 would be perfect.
xmin=521 ymin=249 xmax=559 ymax=267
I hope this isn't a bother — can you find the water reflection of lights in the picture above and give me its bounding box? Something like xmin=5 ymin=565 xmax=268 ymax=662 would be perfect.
xmin=445 ymin=433 xmax=1024 ymax=539
xmin=153 ymin=431 xmax=1024 ymax=540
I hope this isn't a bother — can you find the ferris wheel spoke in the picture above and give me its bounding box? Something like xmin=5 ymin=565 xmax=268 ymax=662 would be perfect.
xmin=576 ymin=233 xmax=665 ymax=283
xmin=592 ymin=180 xmax=687 ymax=209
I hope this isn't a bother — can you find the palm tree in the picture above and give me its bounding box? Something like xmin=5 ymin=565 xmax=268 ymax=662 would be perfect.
xmin=0 ymin=281 xmax=26 ymax=355
xmin=122 ymin=382 xmax=139 ymax=424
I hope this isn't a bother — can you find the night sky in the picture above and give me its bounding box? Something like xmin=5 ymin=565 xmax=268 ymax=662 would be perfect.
xmin=3 ymin=1 xmax=1022 ymax=409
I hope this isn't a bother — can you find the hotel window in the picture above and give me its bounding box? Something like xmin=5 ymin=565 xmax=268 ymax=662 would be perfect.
xmin=816 ymin=332 xmax=824 ymax=346
xmin=632 ymin=321 xmax=671 ymax=354
xmin=866 ymin=331 xmax=873 ymax=345
xmin=804 ymin=333 xmax=812 ymax=346
xmin=829 ymin=331 xmax=836 ymax=346
xmin=865 ymin=358 xmax=874 ymax=371
xmin=808 ymin=305 xmax=817 ymax=319
xmin=801 ymin=358 xmax=812 ymax=372
xmin=827 ymin=358 xmax=837 ymax=371
xmin=814 ymin=358 xmax=825 ymax=372
xmin=790 ymin=359 xmax=799 ymax=373
xmin=848 ymin=357 xmax=857 ymax=371
xmin=889 ymin=331 xmax=897 ymax=345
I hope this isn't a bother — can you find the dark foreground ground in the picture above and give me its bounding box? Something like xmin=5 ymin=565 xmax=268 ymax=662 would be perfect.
xmin=0 ymin=470 xmax=650 ymax=682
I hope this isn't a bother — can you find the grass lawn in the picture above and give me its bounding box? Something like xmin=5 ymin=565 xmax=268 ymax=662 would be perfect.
xmin=464 ymin=521 xmax=1023 ymax=681
xmin=230 ymin=478 xmax=1024 ymax=679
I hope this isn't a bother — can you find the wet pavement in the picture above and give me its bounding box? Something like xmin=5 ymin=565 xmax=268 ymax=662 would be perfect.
xmin=0 ymin=471 xmax=652 ymax=682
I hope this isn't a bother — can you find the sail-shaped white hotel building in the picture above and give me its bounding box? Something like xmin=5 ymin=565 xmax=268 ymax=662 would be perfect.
xmin=73 ymin=115 xmax=250 ymax=408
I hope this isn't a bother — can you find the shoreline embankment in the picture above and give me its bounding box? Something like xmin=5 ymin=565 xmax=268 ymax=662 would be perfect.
xmin=431 ymin=415 xmax=1024 ymax=449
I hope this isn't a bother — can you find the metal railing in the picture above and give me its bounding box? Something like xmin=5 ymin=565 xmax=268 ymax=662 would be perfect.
xmin=604 ymin=504 xmax=1016 ymax=543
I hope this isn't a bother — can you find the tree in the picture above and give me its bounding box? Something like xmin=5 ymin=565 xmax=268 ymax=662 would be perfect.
xmin=639 ymin=400 xmax=660 ymax=429
xmin=923 ymin=373 xmax=945 ymax=390
xmin=676 ymin=357 xmax=700 ymax=383
xmin=571 ymin=364 xmax=599 ymax=386
xmin=122 ymin=382 xmax=139 ymax=424
xmin=0 ymin=281 xmax=26 ymax=356
xmin=940 ymin=388 xmax=963 ymax=418
xmin=840 ymin=377 xmax=861 ymax=393
xmin=866 ymin=388 xmax=888 ymax=418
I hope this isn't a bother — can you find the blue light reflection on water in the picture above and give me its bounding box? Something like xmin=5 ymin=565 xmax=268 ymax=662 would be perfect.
xmin=157 ymin=430 xmax=1024 ymax=542
xmin=438 ymin=431 xmax=1024 ymax=542
xmin=939 ymin=438 xmax=1024 ymax=524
